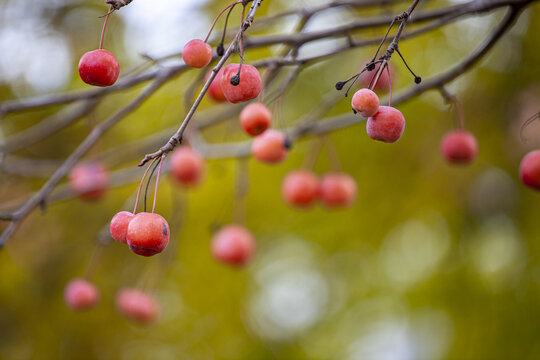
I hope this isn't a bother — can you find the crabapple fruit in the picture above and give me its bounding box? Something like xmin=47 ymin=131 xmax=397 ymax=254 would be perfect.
xmin=182 ymin=39 xmax=213 ymax=68
xmin=520 ymin=150 xmax=540 ymax=190
xmin=240 ymin=102 xmax=272 ymax=136
xmin=206 ymin=69 xmax=227 ymax=102
xmin=116 ymin=288 xmax=159 ymax=324
xmin=320 ymin=172 xmax=357 ymax=207
xmin=281 ymin=170 xmax=320 ymax=207
xmin=360 ymin=60 xmax=395 ymax=92
xmin=78 ymin=49 xmax=119 ymax=87
xmin=352 ymin=88 xmax=380 ymax=117
xmin=211 ymin=224 xmax=255 ymax=266
xmin=221 ymin=64 xmax=262 ymax=104
xmin=68 ymin=162 xmax=109 ymax=200
xmin=64 ymin=278 xmax=99 ymax=310
xmin=440 ymin=130 xmax=478 ymax=164
xmin=170 ymin=147 xmax=205 ymax=186
xmin=110 ymin=211 xmax=135 ymax=244
xmin=251 ymin=130 xmax=288 ymax=163
xmin=126 ymin=212 xmax=170 ymax=257
xmin=366 ymin=106 xmax=406 ymax=143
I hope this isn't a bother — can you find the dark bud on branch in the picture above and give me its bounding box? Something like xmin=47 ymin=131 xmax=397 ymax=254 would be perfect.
xmin=106 ymin=0 xmax=133 ymax=10
xmin=366 ymin=62 xmax=375 ymax=71
xmin=414 ymin=76 xmax=422 ymax=84
xmin=284 ymin=136 xmax=293 ymax=150
xmin=216 ymin=43 xmax=224 ymax=56
xmin=335 ymin=81 xmax=345 ymax=91
xmin=230 ymin=75 xmax=240 ymax=86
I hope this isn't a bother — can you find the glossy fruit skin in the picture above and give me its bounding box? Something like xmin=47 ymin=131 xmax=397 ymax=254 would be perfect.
xmin=170 ymin=147 xmax=204 ymax=186
xmin=352 ymin=88 xmax=379 ymax=117
xmin=520 ymin=150 xmax=540 ymax=190
xmin=240 ymin=103 xmax=272 ymax=136
xmin=64 ymin=279 xmax=99 ymax=310
xmin=126 ymin=212 xmax=170 ymax=257
xmin=68 ymin=162 xmax=109 ymax=200
xmin=359 ymin=61 xmax=395 ymax=92
xmin=182 ymin=39 xmax=213 ymax=68
xmin=320 ymin=172 xmax=358 ymax=207
xmin=282 ymin=170 xmax=320 ymax=207
xmin=206 ymin=69 xmax=227 ymax=102
xmin=251 ymin=130 xmax=288 ymax=163
xmin=116 ymin=288 xmax=159 ymax=324
xmin=440 ymin=130 xmax=478 ymax=164
xmin=211 ymin=224 xmax=255 ymax=266
xmin=110 ymin=211 xmax=135 ymax=244
xmin=221 ymin=64 xmax=262 ymax=104
xmin=366 ymin=106 xmax=406 ymax=143
xmin=78 ymin=49 xmax=119 ymax=87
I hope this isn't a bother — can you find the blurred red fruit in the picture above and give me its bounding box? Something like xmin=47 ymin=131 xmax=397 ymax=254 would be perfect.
xmin=281 ymin=170 xmax=320 ymax=207
xmin=240 ymin=102 xmax=272 ymax=136
xmin=211 ymin=224 xmax=255 ymax=266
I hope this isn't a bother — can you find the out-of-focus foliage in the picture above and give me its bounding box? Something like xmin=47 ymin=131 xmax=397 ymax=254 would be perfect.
xmin=1 ymin=0 xmax=540 ymax=359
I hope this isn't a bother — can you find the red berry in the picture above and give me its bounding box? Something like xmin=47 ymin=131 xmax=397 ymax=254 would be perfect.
xmin=211 ymin=224 xmax=255 ymax=266
xmin=359 ymin=60 xmax=395 ymax=92
xmin=68 ymin=162 xmax=109 ymax=200
xmin=366 ymin=106 xmax=406 ymax=143
xmin=352 ymin=88 xmax=380 ymax=117
xmin=78 ymin=49 xmax=119 ymax=87
xmin=182 ymin=39 xmax=213 ymax=68
xmin=320 ymin=172 xmax=357 ymax=207
xmin=251 ymin=130 xmax=288 ymax=163
xmin=116 ymin=288 xmax=159 ymax=324
xmin=126 ymin=212 xmax=170 ymax=257
xmin=64 ymin=278 xmax=99 ymax=310
xmin=221 ymin=64 xmax=262 ymax=104
xmin=170 ymin=147 xmax=204 ymax=186
xmin=281 ymin=170 xmax=320 ymax=207
xmin=240 ymin=102 xmax=272 ymax=136
xmin=440 ymin=130 xmax=478 ymax=164
xmin=110 ymin=211 xmax=135 ymax=244
xmin=520 ymin=150 xmax=540 ymax=190
xmin=206 ymin=69 xmax=227 ymax=102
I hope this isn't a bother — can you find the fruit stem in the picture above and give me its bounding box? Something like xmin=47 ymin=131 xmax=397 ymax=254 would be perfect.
xmin=99 ymin=6 xmax=114 ymax=50
xmin=204 ymin=1 xmax=242 ymax=43
xmin=232 ymin=3 xmax=247 ymax=84
xmin=369 ymin=60 xmax=388 ymax=92
xmin=152 ymin=154 xmax=165 ymax=214
xmin=133 ymin=157 xmax=159 ymax=214
xmin=302 ymin=137 xmax=323 ymax=170
xmin=322 ymin=135 xmax=342 ymax=172
xmin=143 ymin=160 xmax=160 ymax=212
xmin=387 ymin=64 xmax=393 ymax=107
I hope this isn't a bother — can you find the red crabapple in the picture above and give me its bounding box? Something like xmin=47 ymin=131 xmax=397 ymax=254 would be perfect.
xmin=221 ymin=64 xmax=262 ymax=104
xmin=116 ymin=288 xmax=159 ymax=324
xmin=211 ymin=224 xmax=255 ymax=266
xmin=68 ymin=162 xmax=109 ymax=200
xmin=520 ymin=150 xmax=540 ymax=190
xmin=110 ymin=211 xmax=135 ymax=244
xmin=126 ymin=212 xmax=170 ymax=257
xmin=352 ymin=88 xmax=380 ymax=117
xmin=78 ymin=49 xmax=119 ymax=87
xmin=240 ymin=102 xmax=272 ymax=136
xmin=182 ymin=39 xmax=213 ymax=68
xmin=206 ymin=69 xmax=227 ymax=102
xmin=170 ymin=147 xmax=205 ymax=186
xmin=320 ymin=172 xmax=357 ymax=207
xmin=251 ymin=130 xmax=288 ymax=163
xmin=281 ymin=170 xmax=320 ymax=207
xmin=440 ymin=130 xmax=478 ymax=164
xmin=64 ymin=278 xmax=99 ymax=310
xmin=366 ymin=106 xmax=406 ymax=143
xmin=360 ymin=60 xmax=395 ymax=92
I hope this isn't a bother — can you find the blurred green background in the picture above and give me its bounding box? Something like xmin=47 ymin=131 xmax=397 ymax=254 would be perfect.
xmin=1 ymin=0 xmax=540 ymax=359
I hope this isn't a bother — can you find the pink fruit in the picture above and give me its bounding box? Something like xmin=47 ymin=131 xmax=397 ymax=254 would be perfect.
xmin=366 ymin=106 xmax=406 ymax=143
xmin=251 ymin=130 xmax=288 ymax=163
xmin=182 ymin=39 xmax=213 ymax=68
xmin=281 ymin=170 xmax=320 ymax=207
xmin=78 ymin=49 xmax=119 ymax=87
xmin=440 ymin=130 xmax=478 ymax=164
xmin=211 ymin=224 xmax=255 ymax=266
xmin=240 ymin=102 xmax=272 ymax=136
xmin=110 ymin=211 xmax=135 ymax=244
xmin=126 ymin=212 xmax=170 ymax=257
xmin=520 ymin=150 xmax=540 ymax=190
xmin=206 ymin=69 xmax=227 ymax=102
xmin=64 ymin=278 xmax=99 ymax=310
xmin=170 ymin=147 xmax=205 ymax=186
xmin=116 ymin=288 xmax=159 ymax=324
xmin=68 ymin=162 xmax=109 ymax=200
xmin=320 ymin=172 xmax=357 ymax=207
xmin=352 ymin=88 xmax=379 ymax=117
xmin=221 ymin=63 xmax=262 ymax=104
